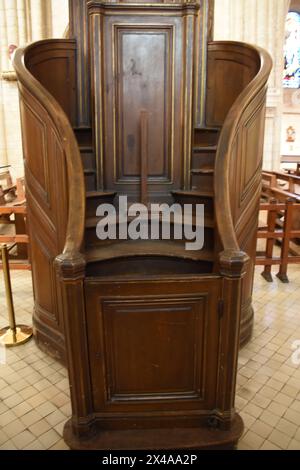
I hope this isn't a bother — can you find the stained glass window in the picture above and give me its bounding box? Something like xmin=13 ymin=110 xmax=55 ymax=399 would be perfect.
xmin=283 ymin=12 xmax=300 ymax=88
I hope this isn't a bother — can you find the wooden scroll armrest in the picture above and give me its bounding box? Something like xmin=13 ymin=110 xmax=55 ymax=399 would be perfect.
xmin=219 ymin=250 xmax=250 ymax=279
xmin=55 ymin=252 xmax=86 ymax=281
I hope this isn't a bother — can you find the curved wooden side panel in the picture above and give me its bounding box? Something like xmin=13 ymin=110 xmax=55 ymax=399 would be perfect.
xmin=25 ymin=40 xmax=77 ymax=127
xmin=213 ymin=41 xmax=272 ymax=344
xmin=228 ymin=86 xmax=268 ymax=344
xmin=14 ymin=41 xmax=85 ymax=362
xmin=206 ymin=42 xmax=260 ymax=128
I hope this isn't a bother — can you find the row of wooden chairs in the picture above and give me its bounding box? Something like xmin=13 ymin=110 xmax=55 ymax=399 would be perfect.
xmin=0 ymin=169 xmax=30 ymax=270
xmin=256 ymin=171 xmax=300 ymax=282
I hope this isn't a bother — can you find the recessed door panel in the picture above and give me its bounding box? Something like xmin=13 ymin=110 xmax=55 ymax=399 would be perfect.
xmin=117 ymin=28 xmax=172 ymax=180
xmin=85 ymin=277 xmax=222 ymax=413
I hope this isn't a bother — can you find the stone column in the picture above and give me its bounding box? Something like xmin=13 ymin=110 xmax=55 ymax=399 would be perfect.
xmin=214 ymin=0 xmax=291 ymax=170
xmin=0 ymin=0 xmax=69 ymax=177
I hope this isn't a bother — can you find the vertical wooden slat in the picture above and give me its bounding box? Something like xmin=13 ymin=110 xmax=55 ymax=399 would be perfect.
xmin=261 ymin=198 xmax=277 ymax=282
xmin=140 ymin=110 xmax=149 ymax=206
xmin=277 ymin=198 xmax=295 ymax=283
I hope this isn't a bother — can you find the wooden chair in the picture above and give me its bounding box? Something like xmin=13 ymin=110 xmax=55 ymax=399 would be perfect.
xmin=257 ymin=198 xmax=300 ymax=283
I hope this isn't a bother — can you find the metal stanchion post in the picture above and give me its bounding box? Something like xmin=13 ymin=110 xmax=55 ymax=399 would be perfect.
xmin=0 ymin=244 xmax=33 ymax=347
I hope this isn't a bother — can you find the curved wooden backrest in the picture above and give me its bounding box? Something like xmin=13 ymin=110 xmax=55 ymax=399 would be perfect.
xmin=212 ymin=41 xmax=273 ymax=256
xmin=13 ymin=40 xmax=85 ymax=360
xmin=14 ymin=39 xmax=85 ymax=259
xmin=24 ymin=40 xmax=77 ymax=126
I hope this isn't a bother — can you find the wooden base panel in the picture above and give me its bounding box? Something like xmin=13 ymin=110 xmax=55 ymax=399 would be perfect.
xmin=64 ymin=415 xmax=244 ymax=451
xmin=240 ymin=302 xmax=254 ymax=348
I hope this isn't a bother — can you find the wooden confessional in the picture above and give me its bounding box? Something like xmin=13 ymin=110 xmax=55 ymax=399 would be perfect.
xmin=14 ymin=0 xmax=272 ymax=450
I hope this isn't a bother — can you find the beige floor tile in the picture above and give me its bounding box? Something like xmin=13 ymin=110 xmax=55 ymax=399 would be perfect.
xmin=240 ymin=412 xmax=256 ymax=429
xmin=267 ymin=401 xmax=289 ymax=418
xmin=0 ymin=402 xmax=9 ymax=415
xmin=12 ymin=430 xmax=36 ymax=450
xmin=268 ymin=429 xmax=292 ymax=450
xmin=281 ymin=384 xmax=299 ymax=398
xmin=50 ymin=440 xmax=70 ymax=450
xmin=0 ymin=429 xmax=8 ymax=445
xmin=12 ymin=402 xmax=33 ymax=418
xmin=241 ymin=430 xmax=264 ymax=450
xmin=243 ymin=403 xmax=263 ymax=419
xmin=27 ymin=392 xmax=47 ymax=408
xmin=260 ymin=440 xmax=281 ymax=451
xmin=21 ymin=410 xmax=43 ymax=428
xmin=0 ymin=410 xmax=17 ymax=427
xmin=24 ymin=440 xmax=46 ymax=450
xmin=238 ymin=441 xmax=255 ymax=450
xmin=251 ymin=394 xmax=272 ymax=409
xmin=260 ymin=409 xmax=281 ymax=427
xmin=295 ymin=428 xmax=300 ymax=442
xmin=287 ymin=440 xmax=300 ymax=450
xmin=237 ymin=387 xmax=256 ymax=401
xmin=259 ymin=385 xmax=278 ymax=400
xmin=266 ymin=378 xmax=284 ymax=392
xmin=276 ymin=418 xmax=298 ymax=438
xmin=3 ymin=419 xmax=26 ymax=439
xmin=3 ymin=393 xmax=24 ymax=409
xmin=45 ymin=410 xmax=66 ymax=427
xmin=35 ymin=402 xmax=57 ymax=418
xmin=59 ymin=403 xmax=72 ymax=417
xmin=250 ymin=420 xmax=273 ymax=439
xmin=290 ymin=400 xmax=300 ymax=413
xmin=0 ymin=440 xmax=18 ymax=450
xmin=42 ymin=386 xmax=62 ymax=400
xmin=19 ymin=386 xmax=38 ymax=401
xmin=284 ymin=408 xmax=300 ymax=426
xmin=29 ymin=419 xmax=52 ymax=437
xmin=50 ymin=392 xmax=70 ymax=408
xmin=12 ymin=379 xmax=30 ymax=392
xmin=54 ymin=421 xmax=65 ymax=437
xmin=273 ymin=392 xmax=294 ymax=407
xmin=39 ymin=429 xmax=61 ymax=448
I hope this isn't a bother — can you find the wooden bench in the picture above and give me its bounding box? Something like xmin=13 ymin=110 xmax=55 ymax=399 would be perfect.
xmin=257 ymin=175 xmax=300 ymax=282
xmin=0 ymin=172 xmax=30 ymax=270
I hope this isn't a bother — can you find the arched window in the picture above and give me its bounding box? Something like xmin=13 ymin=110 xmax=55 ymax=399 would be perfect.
xmin=283 ymin=11 xmax=300 ymax=88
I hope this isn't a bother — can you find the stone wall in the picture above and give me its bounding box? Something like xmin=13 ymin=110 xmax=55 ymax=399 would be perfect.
xmin=214 ymin=0 xmax=291 ymax=170
xmin=0 ymin=0 xmax=69 ymax=180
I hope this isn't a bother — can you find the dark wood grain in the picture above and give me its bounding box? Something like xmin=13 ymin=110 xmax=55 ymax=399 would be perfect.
xmin=14 ymin=0 xmax=272 ymax=450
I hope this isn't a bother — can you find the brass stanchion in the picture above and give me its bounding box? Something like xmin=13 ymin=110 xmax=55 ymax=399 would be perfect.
xmin=0 ymin=244 xmax=32 ymax=347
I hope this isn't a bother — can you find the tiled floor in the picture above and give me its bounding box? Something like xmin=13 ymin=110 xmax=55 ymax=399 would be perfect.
xmin=0 ymin=266 xmax=300 ymax=450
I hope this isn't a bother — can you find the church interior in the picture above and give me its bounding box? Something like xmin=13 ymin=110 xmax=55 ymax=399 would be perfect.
xmin=0 ymin=0 xmax=300 ymax=452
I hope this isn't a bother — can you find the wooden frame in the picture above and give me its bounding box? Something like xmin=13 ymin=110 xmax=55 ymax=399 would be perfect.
xmin=14 ymin=0 xmax=272 ymax=450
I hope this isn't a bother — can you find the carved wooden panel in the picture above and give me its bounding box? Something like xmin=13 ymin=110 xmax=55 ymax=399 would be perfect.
xmin=85 ymin=277 xmax=222 ymax=413
xmin=21 ymin=102 xmax=48 ymax=197
xmin=18 ymin=82 xmax=69 ymax=358
xmin=29 ymin=228 xmax=59 ymax=325
xmin=69 ymin=0 xmax=211 ymax=130
xmin=230 ymin=89 xmax=267 ymax=227
xmin=114 ymin=27 xmax=173 ymax=181
xmin=89 ymin=3 xmax=197 ymax=196
xmin=103 ymin=298 xmax=207 ymax=400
